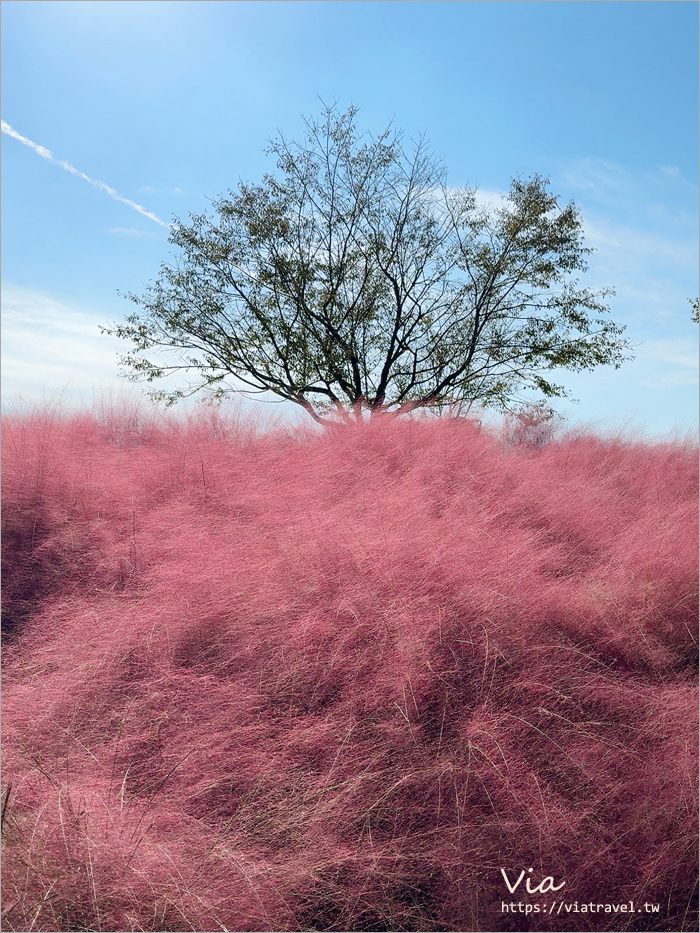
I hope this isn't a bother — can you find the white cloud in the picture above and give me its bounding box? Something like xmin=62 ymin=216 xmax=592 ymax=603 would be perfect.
xmin=107 ymin=227 xmax=149 ymax=237
xmin=1 ymin=283 xmax=130 ymax=406
xmin=1 ymin=120 xmax=54 ymax=159
xmin=560 ymin=156 xmax=698 ymax=217
xmin=1 ymin=120 xmax=170 ymax=228
xmin=560 ymin=158 xmax=631 ymax=202
xmin=0 ymin=283 xmax=303 ymax=421
xmin=440 ymin=185 xmax=507 ymax=212
xmin=583 ymin=218 xmax=698 ymax=275
xmin=552 ymin=158 xmax=698 ymax=332
xmin=630 ymin=337 xmax=699 ymax=388
xmin=462 ymin=161 xmax=698 ymax=431
xmin=472 ymin=188 xmax=506 ymax=210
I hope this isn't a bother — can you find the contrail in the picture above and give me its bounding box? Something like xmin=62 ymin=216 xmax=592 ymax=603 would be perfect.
xmin=1 ymin=120 xmax=170 ymax=228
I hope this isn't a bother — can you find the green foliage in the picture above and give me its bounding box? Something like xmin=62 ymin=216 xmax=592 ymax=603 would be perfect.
xmin=104 ymin=104 xmax=632 ymax=423
xmin=690 ymin=297 xmax=699 ymax=324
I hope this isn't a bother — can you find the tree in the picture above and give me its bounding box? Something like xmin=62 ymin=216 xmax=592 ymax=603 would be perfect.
xmin=106 ymin=104 xmax=631 ymax=424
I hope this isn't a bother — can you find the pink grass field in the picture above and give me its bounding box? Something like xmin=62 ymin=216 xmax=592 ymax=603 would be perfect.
xmin=1 ymin=405 xmax=698 ymax=932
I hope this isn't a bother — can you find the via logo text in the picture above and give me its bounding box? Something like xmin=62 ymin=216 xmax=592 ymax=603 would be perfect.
xmin=501 ymin=867 xmax=566 ymax=895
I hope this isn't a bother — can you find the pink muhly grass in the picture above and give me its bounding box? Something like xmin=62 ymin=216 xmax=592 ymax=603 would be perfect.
xmin=1 ymin=405 xmax=697 ymax=932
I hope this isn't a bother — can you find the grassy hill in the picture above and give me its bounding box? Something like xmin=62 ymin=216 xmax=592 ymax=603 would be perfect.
xmin=1 ymin=405 xmax=697 ymax=932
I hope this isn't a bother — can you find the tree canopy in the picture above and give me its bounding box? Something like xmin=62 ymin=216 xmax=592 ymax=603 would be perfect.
xmin=106 ymin=104 xmax=632 ymax=423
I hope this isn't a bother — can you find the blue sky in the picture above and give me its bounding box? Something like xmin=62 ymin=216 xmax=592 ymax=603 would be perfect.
xmin=2 ymin=0 xmax=698 ymax=435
